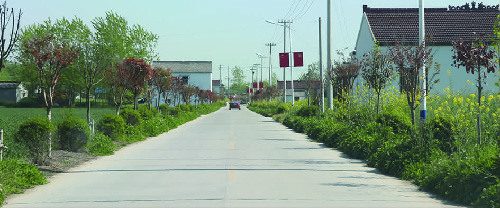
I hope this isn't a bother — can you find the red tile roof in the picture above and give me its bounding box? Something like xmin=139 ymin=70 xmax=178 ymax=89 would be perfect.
xmin=363 ymin=5 xmax=499 ymax=46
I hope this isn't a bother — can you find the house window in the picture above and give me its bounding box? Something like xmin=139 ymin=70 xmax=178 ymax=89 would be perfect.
xmin=181 ymin=76 xmax=189 ymax=84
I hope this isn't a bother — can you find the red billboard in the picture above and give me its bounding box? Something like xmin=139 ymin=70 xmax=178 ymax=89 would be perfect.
xmin=279 ymin=53 xmax=289 ymax=68
xmin=294 ymin=52 xmax=303 ymax=67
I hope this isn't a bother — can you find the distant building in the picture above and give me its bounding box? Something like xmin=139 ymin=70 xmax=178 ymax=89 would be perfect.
xmin=212 ymin=79 xmax=225 ymax=95
xmin=152 ymin=61 xmax=212 ymax=106
xmin=354 ymin=3 xmax=499 ymax=93
xmin=0 ymin=81 xmax=28 ymax=102
xmin=277 ymin=80 xmax=321 ymax=102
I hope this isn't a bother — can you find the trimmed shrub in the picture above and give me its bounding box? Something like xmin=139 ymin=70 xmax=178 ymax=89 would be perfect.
xmin=120 ymin=108 xmax=142 ymax=126
xmin=142 ymin=116 xmax=168 ymax=137
xmin=97 ymin=114 xmax=125 ymax=140
xmin=375 ymin=112 xmax=412 ymax=134
xmin=87 ymin=132 xmax=114 ymax=156
xmin=429 ymin=116 xmax=455 ymax=153
xmin=17 ymin=97 xmax=41 ymax=108
xmin=296 ymin=105 xmax=318 ymax=117
xmin=169 ymin=106 xmax=182 ymax=116
xmin=56 ymin=116 xmax=90 ymax=152
xmin=277 ymin=104 xmax=289 ymax=114
xmin=158 ymin=104 xmax=170 ymax=115
xmin=179 ymin=104 xmax=192 ymax=112
xmin=15 ymin=117 xmax=54 ymax=164
xmin=138 ymin=106 xmax=158 ymax=120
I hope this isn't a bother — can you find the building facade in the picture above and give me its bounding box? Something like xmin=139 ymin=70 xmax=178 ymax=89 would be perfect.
xmin=152 ymin=61 xmax=212 ymax=106
xmin=0 ymin=81 xmax=28 ymax=102
xmin=354 ymin=4 xmax=499 ymax=94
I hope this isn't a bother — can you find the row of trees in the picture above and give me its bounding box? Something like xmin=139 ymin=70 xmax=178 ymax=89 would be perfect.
xmin=15 ymin=12 xmax=159 ymax=124
xmin=297 ymin=35 xmax=496 ymax=144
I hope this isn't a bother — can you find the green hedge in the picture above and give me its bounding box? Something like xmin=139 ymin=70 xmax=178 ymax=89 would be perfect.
xmin=0 ymin=159 xmax=47 ymax=205
xmin=248 ymin=100 xmax=500 ymax=208
xmin=0 ymin=101 xmax=226 ymax=207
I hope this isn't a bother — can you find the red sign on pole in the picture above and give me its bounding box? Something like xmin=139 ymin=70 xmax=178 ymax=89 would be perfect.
xmin=279 ymin=53 xmax=289 ymax=68
xmin=294 ymin=52 xmax=303 ymax=67
xmin=259 ymin=82 xmax=263 ymax=89
xmin=253 ymin=82 xmax=258 ymax=88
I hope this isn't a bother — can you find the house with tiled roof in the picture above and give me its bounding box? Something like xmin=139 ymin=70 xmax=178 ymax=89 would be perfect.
xmin=277 ymin=80 xmax=322 ymax=102
xmin=354 ymin=3 xmax=499 ymax=93
xmin=0 ymin=81 xmax=28 ymax=103
xmin=152 ymin=61 xmax=212 ymax=106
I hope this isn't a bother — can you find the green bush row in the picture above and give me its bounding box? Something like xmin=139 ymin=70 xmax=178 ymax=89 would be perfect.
xmin=249 ymin=100 xmax=499 ymax=208
xmin=1 ymin=101 xmax=225 ymax=206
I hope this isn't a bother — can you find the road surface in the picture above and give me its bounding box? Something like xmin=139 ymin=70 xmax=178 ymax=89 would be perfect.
xmin=5 ymin=105 xmax=462 ymax=207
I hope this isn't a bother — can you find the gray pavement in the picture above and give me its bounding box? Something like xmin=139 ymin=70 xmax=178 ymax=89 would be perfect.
xmin=5 ymin=105 xmax=462 ymax=207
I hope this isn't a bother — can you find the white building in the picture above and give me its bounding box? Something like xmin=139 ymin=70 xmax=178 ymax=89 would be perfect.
xmin=0 ymin=81 xmax=28 ymax=102
xmin=152 ymin=61 xmax=212 ymax=106
xmin=354 ymin=4 xmax=499 ymax=94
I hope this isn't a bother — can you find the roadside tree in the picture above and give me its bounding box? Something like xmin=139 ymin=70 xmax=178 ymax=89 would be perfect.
xmin=299 ymin=62 xmax=321 ymax=106
xmin=21 ymin=34 xmax=79 ymax=156
xmin=361 ymin=42 xmax=394 ymax=114
xmin=0 ymin=1 xmax=21 ymax=73
xmin=452 ymin=38 xmax=496 ymax=144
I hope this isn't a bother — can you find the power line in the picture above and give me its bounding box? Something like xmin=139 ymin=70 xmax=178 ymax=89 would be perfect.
xmin=294 ymin=0 xmax=315 ymax=20
xmin=283 ymin=0 xmax=297 ymax=19
xmin=285 ymin=0 xmax=302 ymax=19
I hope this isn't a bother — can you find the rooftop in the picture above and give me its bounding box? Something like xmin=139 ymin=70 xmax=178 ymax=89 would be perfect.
xmin=363 ymin=3 xmax=499 ymax=46
xmin=152 ymin=61 xmax=212 ymax=73
xmin=0 ymin=81 xmax=20 ymax=89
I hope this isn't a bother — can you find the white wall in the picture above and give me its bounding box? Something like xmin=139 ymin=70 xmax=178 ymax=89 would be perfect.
xmin=353 ymin=14 xmax=498 ymax=95
xmin=153 ymin=72 xmax=213 ymax=106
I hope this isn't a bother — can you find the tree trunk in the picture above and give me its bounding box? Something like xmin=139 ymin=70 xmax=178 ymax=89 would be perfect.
xmin=116 ymin=104 xmax=121 ymax=115
xmin=46 ymin=105 xmax=52 ymax=157
xmin=477 ymin=71 xmax=482 ymax=145
xmin=133 ymin=94 xmax=138 ymax=110
xmin=376 ymin=92 xmax=380 ymax=114
xmin=86 ymin=87 xmax=91 ymax=124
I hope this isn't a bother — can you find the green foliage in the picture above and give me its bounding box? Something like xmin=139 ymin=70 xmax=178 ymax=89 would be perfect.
xmin=56 ymin=115 xmax=90 ymax=152
xmin=15 ymin=117 xmax=55 ymax=164
xmin=296 ymin=105 xmax=318 ymax=117
xmin=137 ymin=106 xmax=158 ymax=120
xmin=404 ymin=145 xmax=499 ymax=206
xmin=0 ymin=159 xmax=47 ymax=205
xmin=472 ymin=183 xmax=500 ymax=208
xmin=179 ymin=104 xmax=194 ymax=112
xmin=97 ymin=114 xmax=125 ymax=140
xmin=158 ymin=104 xmax=170 ymax=115
xmin=120 ymin=108 xmax=142 ymax=126
xmin=429 ymin=116 xmax=455 ymax=153
xmin=248 ymin=94 xmax=499 ymax=207
xmin=375 ymin=112 xmax=412 ymax=134
xmin=86 ymin=132 xmax=114 ymax=156
xmin=0 ymin=107 xmax=114 ymax=159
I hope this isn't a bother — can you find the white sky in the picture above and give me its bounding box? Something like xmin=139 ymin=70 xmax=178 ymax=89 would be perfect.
xmin=9 ymin=0 xmax=499 ymax=83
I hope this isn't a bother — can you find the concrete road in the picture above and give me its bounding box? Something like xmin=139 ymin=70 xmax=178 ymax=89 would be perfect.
xmin=5 ymin=105 xmax=462 ymax=207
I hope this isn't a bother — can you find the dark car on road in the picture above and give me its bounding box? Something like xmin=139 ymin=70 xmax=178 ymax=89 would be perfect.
xmin=229 ymin=101 xmax=241 ymax=110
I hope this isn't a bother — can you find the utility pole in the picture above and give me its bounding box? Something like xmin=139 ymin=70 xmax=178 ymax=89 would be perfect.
xmin=227 ymin=66 xmax=230 ymax=97
xmin=279 ymin=19 xmax=293 ymax=104
xmin=419 ymin=0 xmax=427 ymax=122
xmin=326 ymin=0 xmax=333 ymax=109
xmin=266 ymin=43 xmax=276 ymax=87
xmin=219 ymin=65 xmax=222 ymax=94
xmin=319 ymin=17 xmax=324 ymax=113
xmin=258 ymin=56 xmax=265 ymax=87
